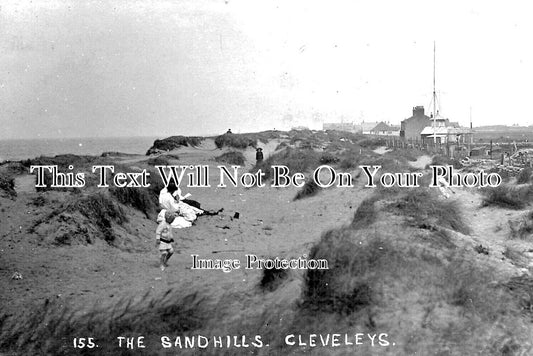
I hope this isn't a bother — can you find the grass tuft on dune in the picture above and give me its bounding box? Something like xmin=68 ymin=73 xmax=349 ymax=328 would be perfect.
xmin=252 ymin=147 xmax=321 ymax=180
xmin=146 ymin=136 xmax=203 ymax=154
xmin=215 ymin=151 xmax=246 ymax=166
xmin=3 ymin=130 xmax=533 ymax=356
xmin=214 ymin=133 xmax=258 ymax=149
xmin=293 ymin=180 xmax=322 ymax=201
xmin=0 ymin=173 xmax=16 ymax=198
xmin=387 ymin=189 xmax=471 ymax=234
xmin=516 ymin=167 xmax=532 ymax=184
xmin=295 ymin=190 xmax=531 ymax=355
xmin=30 ymin=192 xmax=128 ymax=245
xmin=0 ymin=290 xmax=207 ymax=355
xmin=482 ymin=184 xmax=533 ymax=210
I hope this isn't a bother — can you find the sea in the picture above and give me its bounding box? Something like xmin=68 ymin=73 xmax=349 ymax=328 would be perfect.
xmin=0 ymin=136 xmax=160 ymax=161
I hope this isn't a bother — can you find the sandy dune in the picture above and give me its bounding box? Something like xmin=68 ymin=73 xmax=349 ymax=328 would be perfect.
xmin=1 ymin=135 xmax=532 ymax=355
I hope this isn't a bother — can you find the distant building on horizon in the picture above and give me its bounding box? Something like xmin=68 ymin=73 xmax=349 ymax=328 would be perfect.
xmin=400 ymin=106 xmax=432 ymax=140
xmin=369 ymin=122 xmax=401 ymax=136
xmin=420 ymin=126 xmax=473 ymax=144
xmin=291 ymin=126 xmax=310 ymax=131
xmin=322 ymin=120 xmax=399 ymax=135
xmin=400 ymin=106 xmax=455 ymax=141
xmin=322 ymin=122 xmax=357 ymax=132
xmin=397 ymin=106 xmax=472 ymax=144
xmin=361 ymin=121 xmax=379 ymax=135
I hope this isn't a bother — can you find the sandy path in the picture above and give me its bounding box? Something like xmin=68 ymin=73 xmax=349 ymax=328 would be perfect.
xmin=448 ymin=187 xmax=533 ymax=272
xmin=0 ymin=151 xmax=375 ymax=318
xmin=117 ymin=138 xmax=286 ymax=171
xmin=409 ymin=155 xmax=432 ymax=170
xmin=373 ymin=146 xmax=391 ymax=155
xmin=3 ymin=143 xmax=533 ymax=355
xmin=242 ymin=139 xmax=285 ymax=169
xmin=14 ymin=175 xmax=36 ymax=194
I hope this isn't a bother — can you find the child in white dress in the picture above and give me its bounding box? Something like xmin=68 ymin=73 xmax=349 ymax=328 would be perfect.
xmin=156 ymin=211 xmax=176 ymax=271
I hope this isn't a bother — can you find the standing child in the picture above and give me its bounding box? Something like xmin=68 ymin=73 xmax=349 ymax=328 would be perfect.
xmin=255 ymin=147 xmax=264 ymax=164
xmin=156 ymin=211 xmax=176 ymax=271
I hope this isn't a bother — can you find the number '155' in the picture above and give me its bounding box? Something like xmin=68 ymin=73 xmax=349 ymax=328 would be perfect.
xmin=73 ymin=337 xmax=96 ymax=348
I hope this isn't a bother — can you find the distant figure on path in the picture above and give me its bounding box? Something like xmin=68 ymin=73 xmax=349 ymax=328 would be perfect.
xmin=226 ymin=129 xmax=233 ymax=134
xmin=156 ymin=211 xmax=176 ymax=271
xmin=256 ymin=147 xmax=264 ymax=163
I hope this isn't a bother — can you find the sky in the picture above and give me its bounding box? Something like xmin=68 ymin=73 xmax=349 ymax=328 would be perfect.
xmin=1 ymin=0 xmax=532 ymax=139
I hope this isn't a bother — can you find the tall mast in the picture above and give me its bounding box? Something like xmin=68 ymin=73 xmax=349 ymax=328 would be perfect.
xmin=469 ymin=106 xmax=473 ymax=149
xmin=433 ymin=41 xmax=437 ymax=143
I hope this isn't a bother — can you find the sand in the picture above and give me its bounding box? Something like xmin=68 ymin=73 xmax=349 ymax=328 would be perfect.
xmin=0 ymin=147 xmax=371 ymax=316
xmin=1 ymin=138 xmax=533 ymax=355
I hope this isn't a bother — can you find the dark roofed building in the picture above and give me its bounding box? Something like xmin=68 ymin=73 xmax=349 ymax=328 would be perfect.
xmin=323 ymin=122 xmax=356 ymax=132
xmin=369 ymin=122 xmax=401 ymax=136
xmin=400 ymin=106 xmax=453 ymax=141
xmin=361 ymin=121 xmax=379 ymax=134
xmin=400 ymin=106 xmax=432 ymax=141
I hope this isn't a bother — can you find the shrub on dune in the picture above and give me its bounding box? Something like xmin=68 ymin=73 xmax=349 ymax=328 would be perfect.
xmin=502 ymin=247 xmax=530 ymax=268
xmin=388 ymin=148 xmax=422 ymax=162
xmin=293 ymin=180 xmax=322 ymax=201
xmin=339 ymin=152 xmax=360 ymax=170
xmin=509 ymin=210 xmax=533 ymax=239
xmin=302 ymin=228 xmax=396 ymax=314
xmin=501 ymin=275 xmax=533 ymax=317
xmin=214 ymin=133 xmax=257 ymax=149
xmin=21 ymin=154 xmax=105 ymax=169
xmin=388 ymin=189 xmax=470 ymax=234
xmin=356 ymin=137 xmax=387 ymax=149
xmin=0 ymin=290 xmax=207 ymax=355
xmin=259 ymin=266 xmax=289 ymax=292
xmin=33 ymin=192 xmax=129 ymax=245
xmin=516 ymin=167 xmax=532 ymax=184
xmin=0 ymin=174 xmax=16 ymax=198
xmin=274 ymin=142 xmax=289 ymax=151
xmin=319 ymin=152 xmax=339 ymax=164
xmin=145 ymin=155 xmax=179 ymax=166
xmin=482 ymin=184 xmax=533 ymax=210
xmin=68 ymin=192 xmax=127 ymax=243
xmin=146 ymin=136 xmax=203 ymax=154
xmin=252 ymin=148 xmax=320 ymax=181
xmin=20 ymin=154 xmax=111 ymax=192
xmin=109 ymin=186 xmax=156 ymax=219
xmin=427 ymin=155 xmax=462 ymax=169
xmin=215 ymin=151 xmax=246 ymax=166
xmin=100 ymin=151 xmax=138 ymax=157
xmin=299 ymin=213 xmax=529 ymax=355
xmin=351 ymin=196 xmax=378 ymax=230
